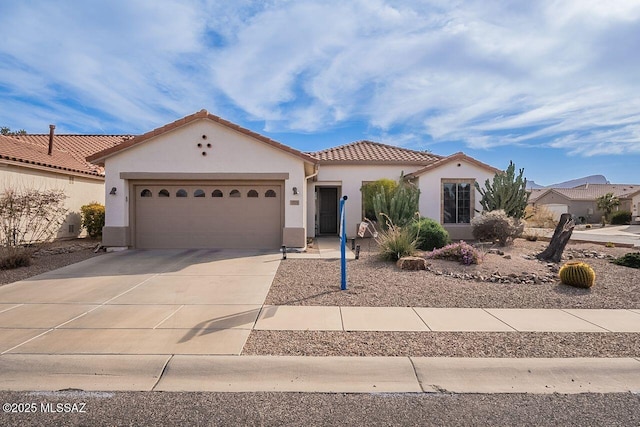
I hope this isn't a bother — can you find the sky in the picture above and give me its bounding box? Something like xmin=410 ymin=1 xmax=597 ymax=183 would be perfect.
xmin=1 ymin=0 xmax=639 ymax=186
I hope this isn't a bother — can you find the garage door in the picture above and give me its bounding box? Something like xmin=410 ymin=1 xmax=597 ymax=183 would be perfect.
xmin=134 ymin=183 xmax=283 ymax=249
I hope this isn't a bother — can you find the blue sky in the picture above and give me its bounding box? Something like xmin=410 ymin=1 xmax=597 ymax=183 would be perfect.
xmin=1 ymin=0 xmax=639 ymax=186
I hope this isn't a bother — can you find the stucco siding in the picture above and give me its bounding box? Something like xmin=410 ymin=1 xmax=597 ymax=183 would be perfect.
xmin=0 ymin=164 xmax=104 ymax=239
xmin=417 ymin=160 xmax=496 ymax=224
xmin=310 ymin=164 xmax=422 ymax=237
xmin=103 ymin=119 xmax=308 ymax=245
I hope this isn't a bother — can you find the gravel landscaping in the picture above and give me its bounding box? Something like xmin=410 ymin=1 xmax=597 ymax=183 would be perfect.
xmin=243 ymin=331 xmax=640 ymax=357
xmin=0 ymin=240 xmax=103 ymax=286
xmin=266 ymin=239 xmax=640 ymax=309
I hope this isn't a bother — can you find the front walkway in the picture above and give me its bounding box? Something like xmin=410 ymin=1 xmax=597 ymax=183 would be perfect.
xmin=254 ymin=306 xmax=640 ymax=332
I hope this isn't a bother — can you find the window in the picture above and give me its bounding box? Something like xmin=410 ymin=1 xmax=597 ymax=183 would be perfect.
xmin=68 ymin=224 xmax=75 ymax=233
xmin=194 ymin=189 xmax=205 ymax=198
xmin=176 ymin=189 xmax=188 ymax=197
xmin=230 ymin=189 xmax=241 ymax=197
xmin=158 ymin=189 xmax=170 ymax=197
xmin=247 ymin=189 xmax=259 ymax=198
xmin=265 ymin=189 xmax=276 ymax=198
xmin=442 ymin=181 xmax=472 ymax=224
xmin=140 ymin=189 xmax=152 ymax=197
xmin=212 ymin=189 xmax=223 ymax=197
xmin=69 ymin=176 xmax=75 ymax=184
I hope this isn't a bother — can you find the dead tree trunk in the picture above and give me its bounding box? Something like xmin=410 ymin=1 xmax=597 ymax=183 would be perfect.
xmin=537 ymin=213 xmax=575 ymax=263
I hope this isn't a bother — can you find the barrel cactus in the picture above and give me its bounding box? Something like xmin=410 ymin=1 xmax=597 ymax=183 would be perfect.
xmin=559 ymin=261 xmax=596 ymax=288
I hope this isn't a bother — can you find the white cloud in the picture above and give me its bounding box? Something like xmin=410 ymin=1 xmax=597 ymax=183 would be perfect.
xmin=0 ymin=0 xmax=639 ymax=158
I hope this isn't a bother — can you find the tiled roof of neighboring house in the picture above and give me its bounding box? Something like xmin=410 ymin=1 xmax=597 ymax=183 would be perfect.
xmin=530 ymin=184 xmax=640 ymax=203
xmin=311 ymin=140 xmax=442 ymax=165
xmin=407 ymin=152 xmax=501 ymax=177
xmin=87 ymin=109 xmax=319 ymax=165
xmin=2 ymin=133 xmax=130 ymax=177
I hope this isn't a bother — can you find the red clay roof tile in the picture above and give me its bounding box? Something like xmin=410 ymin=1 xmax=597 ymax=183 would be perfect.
xmin=311 ymin=140 xmax=442 ymax=164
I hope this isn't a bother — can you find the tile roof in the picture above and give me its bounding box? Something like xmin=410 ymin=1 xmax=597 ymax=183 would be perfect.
xmin=311 ymin=140 xmax=442 ymax=164
xmin=87 ymin=109 xmax=319 ymax=165
xmin=530 ymin=184 xmax=640 ymax=202
xmin=407 ymin=152 xmax=501 ymax=177
xmin=1 ymin=133 xmax=129 ymax=177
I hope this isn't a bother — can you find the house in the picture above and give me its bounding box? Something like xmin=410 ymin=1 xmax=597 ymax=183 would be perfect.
xmin=87 ymin=110 xmax=502 ymax=249
xmin=0 ymin=128 xmax=129 ymax=238
xmin=529 ymin=184 xmax=640 ymax=223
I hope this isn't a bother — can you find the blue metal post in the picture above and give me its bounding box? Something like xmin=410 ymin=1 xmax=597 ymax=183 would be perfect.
xmin=340 ymin=195 xmax=348 ymax=290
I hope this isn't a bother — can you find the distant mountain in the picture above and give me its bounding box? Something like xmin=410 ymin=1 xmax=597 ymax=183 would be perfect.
xmin=527 ymin=175 xmax=609 ymax=189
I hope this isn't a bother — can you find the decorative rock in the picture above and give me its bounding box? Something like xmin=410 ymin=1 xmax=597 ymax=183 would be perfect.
xmin=503 ymin=254 xmax=512 ymax=260
xmin=396 ymin=256 xmax=428 ymax=270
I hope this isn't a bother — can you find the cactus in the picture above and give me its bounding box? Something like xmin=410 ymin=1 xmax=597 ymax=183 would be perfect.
xmin=559 ymin=261 xmax=596 ymax=288
xmin=475 ymin=161 xmax=530 ymax=219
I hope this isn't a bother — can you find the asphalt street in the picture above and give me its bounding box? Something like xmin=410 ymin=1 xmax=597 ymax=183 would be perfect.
xmin=1 ymin=391 xmax=639 ymax=426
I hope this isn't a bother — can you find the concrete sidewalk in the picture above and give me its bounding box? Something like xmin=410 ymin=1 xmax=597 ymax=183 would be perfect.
xmin=1 ymin=354 xmax=638 ymax=394
xmin=255 ymin=306 xmax=640 ymax=333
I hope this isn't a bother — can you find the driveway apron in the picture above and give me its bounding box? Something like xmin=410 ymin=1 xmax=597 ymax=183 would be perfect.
xmin=0 ymin=249 xmax=280 ymax=355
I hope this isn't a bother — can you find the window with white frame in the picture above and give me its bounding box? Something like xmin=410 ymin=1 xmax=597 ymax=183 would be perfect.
xmin=442 ymin=180 xmax=473 ymax=224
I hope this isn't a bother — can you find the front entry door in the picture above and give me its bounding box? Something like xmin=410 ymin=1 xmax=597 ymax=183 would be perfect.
xmin=318 ymin=187 xmax=338 ymax=234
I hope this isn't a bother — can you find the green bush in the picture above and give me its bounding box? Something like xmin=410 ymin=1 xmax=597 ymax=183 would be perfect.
xmin=0 ymin=248 xmax=32 ymax=270
xmin=610 ymin=211 xmax=631 ymax=225
xmin=471 ymin=210 xmax=524 ymax=246
xmin=374 ymin=215 xmax=418 ymax=261
xmin=611 ymin=252 xmax=640 ymax=269
xmin=409 ymin=217 xmax=450 ymax=251
xmin=425 ymin=241 xmax=482 ymax=265
xmin=80 ymin=202 xmax=105 ymax=238
xmin=361 ymin=179 xmax=397 ymax=221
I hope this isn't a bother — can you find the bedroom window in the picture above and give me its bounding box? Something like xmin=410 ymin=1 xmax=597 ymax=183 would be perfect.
xmin=442 ymin=181 xmax=473 ymax=224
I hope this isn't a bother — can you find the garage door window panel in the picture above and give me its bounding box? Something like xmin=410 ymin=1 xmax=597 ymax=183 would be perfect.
xmin=265 ymin=190 xmax=276 ymax=198
xmin=176 ymin=189 xmax=188 ymax=197
xmin=194 ymin=189 xmax=205 ymax=198
xmin=212 ymin=189 xmax=223 ymax=197
xmin=248 ymin=190 xmax=259 ymax=198
xmin=158 ymin=189 xmax=170 ymax=197
xmin=230 ymin=189 xmax=241 ymax=198
xmin=141 ymin=189 xmax=152 ymax=197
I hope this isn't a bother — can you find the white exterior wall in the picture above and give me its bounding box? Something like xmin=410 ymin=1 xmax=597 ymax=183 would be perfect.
xmin=417 ymin=160 xmax=497 ymax=240
xmin=103 ymin=119 xmax=307 ymax=232
xmin=308 ymin=164 xmax=422 ymax=237
xmin=0 ymin=164 xmax=104 ymax=238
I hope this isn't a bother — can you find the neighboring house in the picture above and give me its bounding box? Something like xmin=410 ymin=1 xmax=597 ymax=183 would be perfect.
xmin=0 ymin=129 xmax=129 ymax=239
xmin=529 ymin=184 xmax=640 ymax=223
xmin=87 ymin=110 xmax=502 ymax=249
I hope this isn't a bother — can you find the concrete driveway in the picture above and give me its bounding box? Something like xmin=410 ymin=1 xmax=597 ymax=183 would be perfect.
xmin=0 ymin=249 xmax=281 ymax=356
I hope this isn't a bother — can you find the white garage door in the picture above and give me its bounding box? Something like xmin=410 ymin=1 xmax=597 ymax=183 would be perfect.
xmin=134 ymin=183 xmax=283 ymax=249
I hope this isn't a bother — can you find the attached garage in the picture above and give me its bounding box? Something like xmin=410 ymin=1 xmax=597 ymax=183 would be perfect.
xmin=133 ymin=182 xmax=283 ymax=249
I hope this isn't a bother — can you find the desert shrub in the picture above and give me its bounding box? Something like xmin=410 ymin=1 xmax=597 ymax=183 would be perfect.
xmin=524 ymin=205 xmax=557 ymax=228
xmin=0 ymin=186 xmax=67 ymax=247
xmin=373 ymin=215 xmax=417 ymax=261
xmin=610 ymin=211 xmax=631 ymax=225
xmin=471 ymin=210 xmax=524 ymax=246
xmin=361 ymin=179 xmax=397 ymax=221
xmin=409 ymin=217 xmax=449 ymax=251
xmin=425 ymin=241 xmax=482 ymax=265
xmin=611 ymin=252 xmax=640 ymax=269
xmin=0 ymin=247 xmax=33 ymax=270
xmin=372 ymin=179 xmax=420 ymax=228
xmin=605 ymin=242 xmax=615 ymax=248
xmin=81 ymin=202 xmax=105 ymax=238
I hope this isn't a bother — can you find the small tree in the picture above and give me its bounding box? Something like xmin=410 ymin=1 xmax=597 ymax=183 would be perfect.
xmin=0 ymin=186 xmax=67 ymax=269
xmin=0 ymin=187 xmax=68 ymax=247
xmin=596 ymin=193 xmax=620 ymax=221
xmin=0 ymin=126 xmax=27 ymax=136
xmin=81 ymin=202 xmax=105 ymax=238
xmin=475 ymin=161 xmax=530 ymax=219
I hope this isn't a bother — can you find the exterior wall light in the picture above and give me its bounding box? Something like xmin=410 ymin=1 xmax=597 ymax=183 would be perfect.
xmin=110 ymin=187 xmax=117 ymax=195
xmin=292 ymin=187 xmax=298 ymax=195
